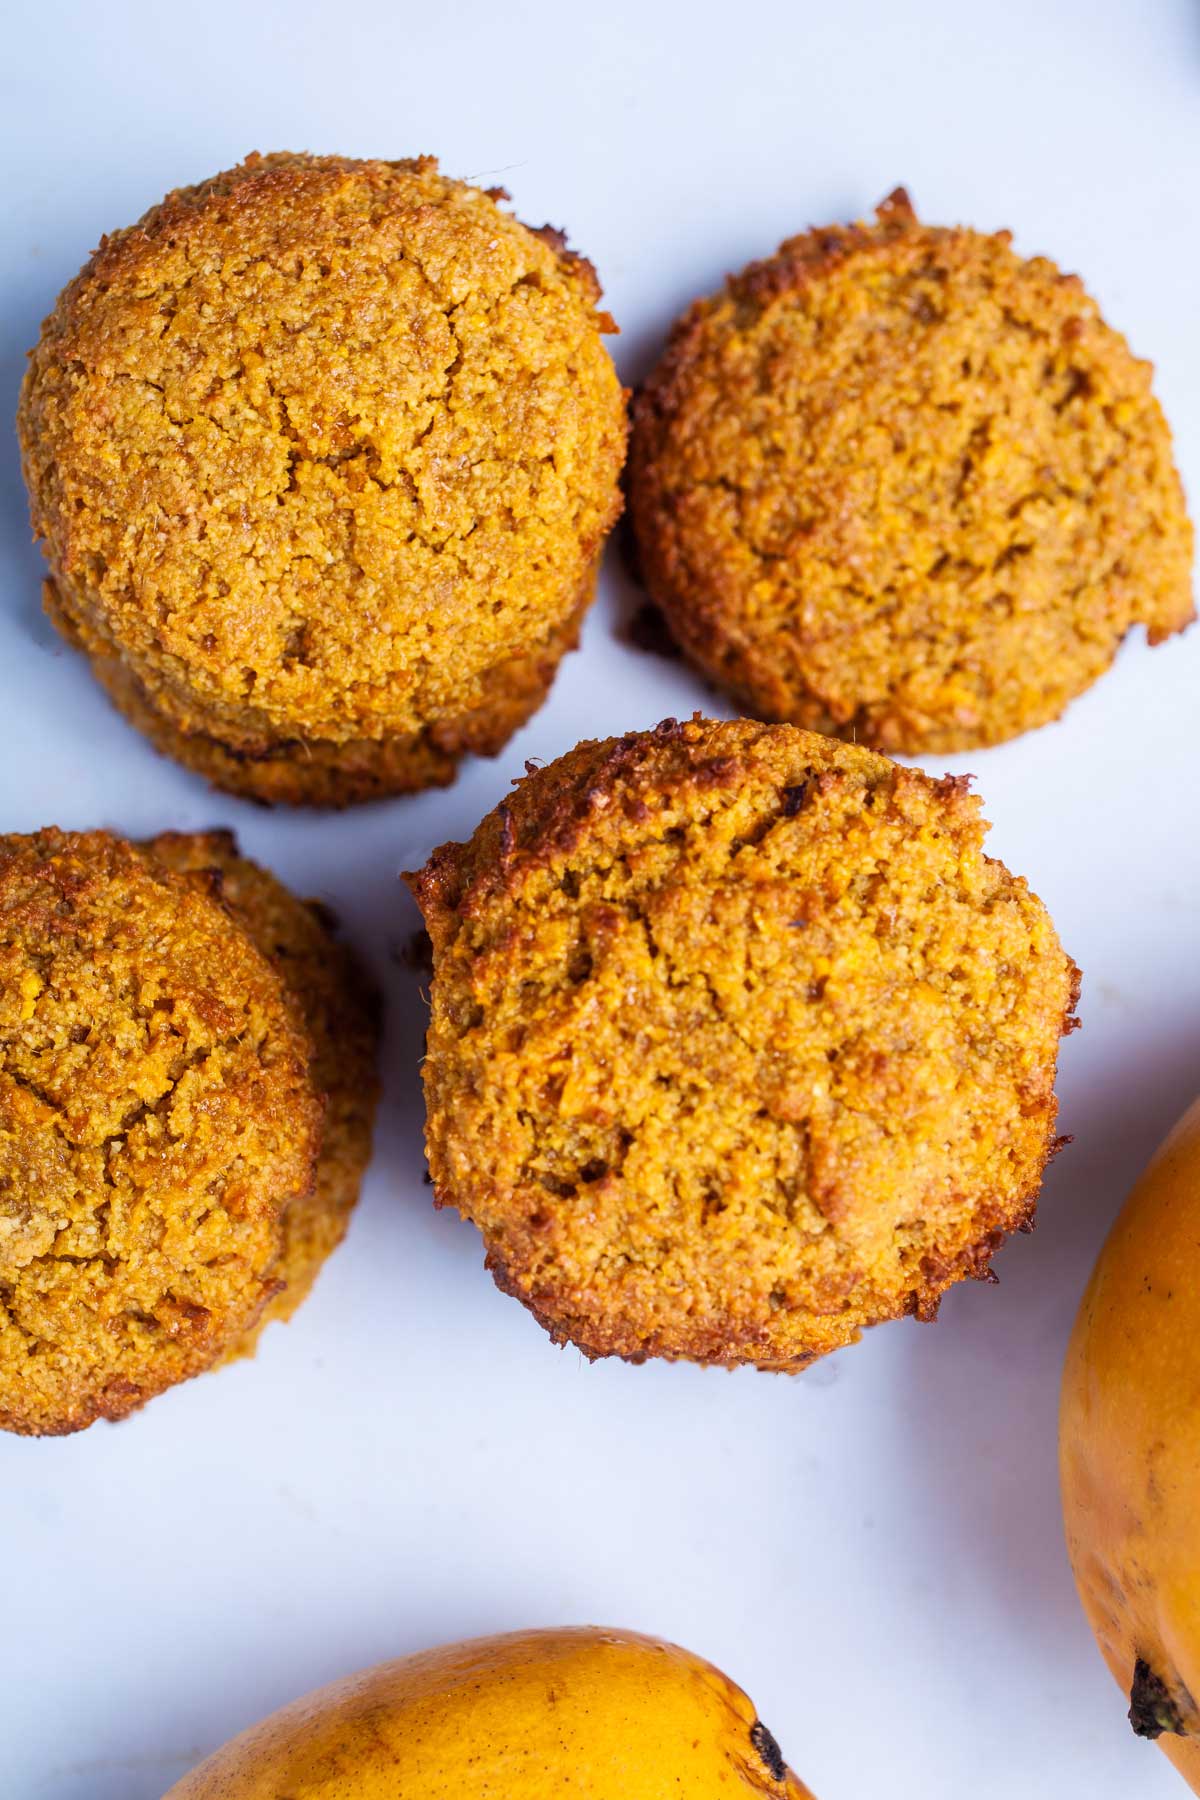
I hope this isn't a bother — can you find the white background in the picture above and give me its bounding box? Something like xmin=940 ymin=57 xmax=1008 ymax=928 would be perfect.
xmin=2 ymin=2 xmax=1198 ymax=1794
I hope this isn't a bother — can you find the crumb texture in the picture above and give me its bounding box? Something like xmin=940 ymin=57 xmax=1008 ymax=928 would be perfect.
xmin=19 ymin=153 xmax=627 ymax=803
xmin=146 ymin=830 xmax=379 ymax=1344
xmin=0 ymin=828 xmax=377 ymax=1434
xmin=628 ymin=192 xmax=1194 ymax=752
xmin=412 ymin=717 xmax=1079 ymax=1367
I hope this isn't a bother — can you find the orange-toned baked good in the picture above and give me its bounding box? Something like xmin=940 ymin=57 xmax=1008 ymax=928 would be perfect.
xmin=19 ymin=154 xmax=627 ymax=804
xmin=628 ymin=192 xmax=1193 ymax=751
xmin=411 ymin=716 xmax=1080 ymax=1368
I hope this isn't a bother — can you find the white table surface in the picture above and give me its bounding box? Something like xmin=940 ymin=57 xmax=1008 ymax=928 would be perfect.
xmin=2 ymin=2 xmax=1198 ymax=1794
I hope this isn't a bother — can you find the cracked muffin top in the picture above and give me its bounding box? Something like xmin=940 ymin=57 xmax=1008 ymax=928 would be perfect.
xmin=410 ymin=716 xmax=1080 ymax=1369
xmin=18 ymin=153 xmax=626 ymax=749
xmin=0 ymin=829 xmax=321 ymax=1434
xmin=628 ymin=191 xmax=1193 ymax=752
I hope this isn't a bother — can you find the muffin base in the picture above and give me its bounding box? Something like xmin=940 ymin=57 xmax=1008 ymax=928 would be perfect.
xmin=45 ymin=561 xmax=598 ymax=807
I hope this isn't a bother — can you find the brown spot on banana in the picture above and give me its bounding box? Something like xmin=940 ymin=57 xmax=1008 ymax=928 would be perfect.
xmin=750 ymin=1719 xmax=787 ymax=1782
xmin=1130 ymin=1658 xmax=1191 ymax=1738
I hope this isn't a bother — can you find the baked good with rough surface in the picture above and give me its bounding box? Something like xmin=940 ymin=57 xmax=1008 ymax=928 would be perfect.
xmin=18 ymin=153 xmax=627 ymax=805
xmin=628 ymin=190 xmax=1193 ymax=752
xmin=409 ymin=716 xmax=1080 ymax=1369
xmin=0 ymin=828 xmax=377 ymax=1434
xmin=147 ymin=830 xmax=380 ymax=1348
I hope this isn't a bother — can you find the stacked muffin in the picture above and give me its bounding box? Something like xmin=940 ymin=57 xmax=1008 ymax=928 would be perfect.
xmin=0 ymin=828 xmax=377 ymax=1434
xmin=18 ymin=154 xmax=627 ymax=805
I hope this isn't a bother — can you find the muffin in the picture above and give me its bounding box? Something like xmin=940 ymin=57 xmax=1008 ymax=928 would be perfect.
xmin=18 ymin=153 xmax=627 ymax=806
xmin=409 ymin=716 xmax=1080 ymax=1369
xmin=628 ymin=190 xmax=1193 ymax=753
xmin=0 ymin=828 xmax=378 ymax=1435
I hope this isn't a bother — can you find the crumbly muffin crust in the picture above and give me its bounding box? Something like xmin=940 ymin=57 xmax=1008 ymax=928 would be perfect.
xmin=145 ymin=832 xmax=379 ymax=1346
xmin=410 ymin=716 xmax=1080 ymax=1368
xmin=19 ymin=153 xmax=627 ymax=803
xmin=46 ymin=570 xmax=595 ymax=809
xmin=0 ymin=828 xmax=379 ymax=1433
xmin=628 ymin=191 xmax=1193 ymax=752
xmin=0 ymin=830 xmax=320 ymax=1433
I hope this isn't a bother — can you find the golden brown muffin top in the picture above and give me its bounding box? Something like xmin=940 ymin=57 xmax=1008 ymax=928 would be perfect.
xmin=628 ymin=191 xmax=1193 ymax=752
xmin=19 ymin=153 xmax=627 ymax=747
xmin=412 ymin=717 xmax=1079 ymax=1368
xmin=0 ymin=829 xmax=321 ymax=1434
